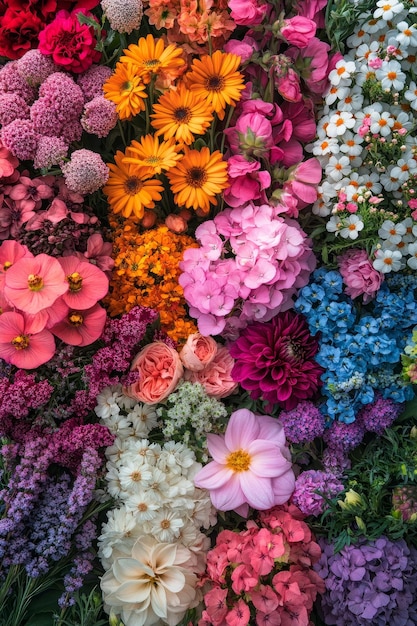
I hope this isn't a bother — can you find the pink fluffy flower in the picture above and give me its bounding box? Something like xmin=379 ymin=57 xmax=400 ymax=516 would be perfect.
xmin=281 ymin=16 xmax=317 ymax=48
xmin=58 ymin=255 xmax=109 ymax=310
xmin=0 ymin=311 xmax=55 ymax=368
xmin=50 ymin=302 xmax=107 ymax=346
xmin=338 ymin=249 xmax=384 ymax=303
xmin=38 ymin=9 xmax=101 ymax=74
xmin=193 ymin=408 xmax=295 ymax=516
xmin=228 ymin=0 xmax=268 ymax=26
xmin=4 ymin=253 xmax=68 ymax=314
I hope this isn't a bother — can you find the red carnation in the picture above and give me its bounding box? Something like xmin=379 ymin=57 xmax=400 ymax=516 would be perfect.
xmin=38 ymin=9 xmax=101 ymax=73
xmin=0 ymin=8 xmax=44 ymax=59
xmin=229 ymin=310 xmax=324 ymax=410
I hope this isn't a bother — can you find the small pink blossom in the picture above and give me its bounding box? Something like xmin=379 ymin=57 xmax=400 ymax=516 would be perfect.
xmin=225 ymin=599 xmax=250 ymax=626
xmin=228 ymin=0 xmax=268 ymax=26
xmin=276 ymin=68 xmax=302 ymax=102
xmin=0 ymin=311 xmax=55 ymax=369
xmin=281 ymin=16 xmax=317 ymax=48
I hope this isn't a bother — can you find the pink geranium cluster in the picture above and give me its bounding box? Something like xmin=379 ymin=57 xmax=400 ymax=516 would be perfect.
xmin=0 ymin=239 xmax=109 ymax=369
xmin=0 ymin=54 xmax=116 ymax=168
xmin=179 ymin=202 xmax=316 ymax=337
xmin=198 ymin=504 xmax=325 ymax=626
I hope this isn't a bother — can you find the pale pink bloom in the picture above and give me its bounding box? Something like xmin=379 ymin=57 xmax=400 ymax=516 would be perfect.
xmin=59 ymin=255 xmax=109 ymax=310
xmin=184 ymin=345 xmax=238 ymax=399
xmin=282 ymin=17 xmax=317 ymax=48
xmin=4 ymin=253 xmax=68 ymax=314
xmin=50 ymin=302 xmax=107 ymax=346
xmin=193 ymin=409 xmax=295 ymax=516
xmin=180 ymin=332 xmax=217 ymax=371
xmin=0 ymin=311 xmax=55 ymax=368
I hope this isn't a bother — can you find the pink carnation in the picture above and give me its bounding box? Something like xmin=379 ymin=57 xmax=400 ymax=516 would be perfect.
xmin=38 ymin=9 xmax=102 ymax=74
xmin=338 ymin=248 xmax=384 ymax=303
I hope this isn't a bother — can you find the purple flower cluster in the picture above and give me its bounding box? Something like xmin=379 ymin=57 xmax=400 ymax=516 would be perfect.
xmin=279 ymin=400 xmax=325 ymax=443
xmin=358 ymin=395 xmax=403 ymax=435
xmin=0 ymin=371 xmax=53 ymax=437
xmin=179 ymin=201 xmax=316 ymax=338
xmin=315 ymin=537 xmax=417 ymax=625
xmin=291 ymin=470 xmax=344 ymax=516
xmin=0 ymin=56 xmax=116 ymax=170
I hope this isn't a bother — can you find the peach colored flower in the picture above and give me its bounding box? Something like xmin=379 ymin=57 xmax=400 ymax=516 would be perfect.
xmin=126 ymin=341 xmax=184 ymax=404
xmin=179 ymin=332 xmax=217 ymax=371
xmin=0 ymin=239 xmax=33 ymax=308
xmin=59 ymin=255 xmax=109 ymax=310
xmin=3 ymin=253 xmax=68 ymax=315
xmin=184 ymin=345 xmax=238 ymax=398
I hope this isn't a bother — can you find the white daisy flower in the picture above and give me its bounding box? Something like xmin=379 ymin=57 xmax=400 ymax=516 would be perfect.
xmin=347 ymin=25 xmax=371 ymax=48
xmin=339 ymin=131 xmax=365 ymax=156
xmin=340 ymin=214 xmax=365 ymax=239
xmin=146 ymin=508 xmax=185 ymax=542
xmin=129 ymin=403 xmax=158 ymax=437
xmin=378 ymin=219 xmax=407 ymax=243
xmin=337 ymin=87 xmax=364 ymax=112
xmin=329 ymin=60 xmax=357 ymax=85
xmin=407 ymin=242 xmax=417 ymax=269
xmin=95 ymin=385 xmax=123 ymax=419
xmin=310 ymin=136 xmax=340 ymax=157
xmin=326 ymin=111 xmax=356 ymax=137
xmin=376 ymin=60 xmax=406 ymax=91
xmin=325 ymin=83 xmax=350 ymax=105
xmin=370 ymin=110 xmax=394 ymax=136
xmin=326 ymin=215 xmax=344 ymax=235
xmin=396 ymin=21 xmax=417 ymax=46
xmin=404 ymin=81 xmax=417 ymax=110
xmin=373 ymin=248 xmax=403 ymax=272
xmin=124 ymin=488 xmax=160 ymax=520
xmin=399 ymin=217 xmax=416 ymax=242
xmin=374 ymin=0 xmax=404 ymax=21
xmin=390 ymin=158 xmax=417 ymax=182
xmin=325 ymin=155 xmax=352 ymax=181
xmin=118 ymin=459 xmax=153 ymax=495
xmin=379 ymin=166 xmax=402 ymax=191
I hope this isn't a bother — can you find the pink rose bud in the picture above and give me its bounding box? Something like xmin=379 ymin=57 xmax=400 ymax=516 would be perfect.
xmin=281 ymin=16 xmax=317 ymax=48
xmin=184 ymin=345 xmax=238 ymax=399
xmin=179 ymin=332 xmax=218 ymax=371
xmin=126 ymin=342 xmax=183 ymax=404
xmin=275 ymin=68 xmax=302 ymax=102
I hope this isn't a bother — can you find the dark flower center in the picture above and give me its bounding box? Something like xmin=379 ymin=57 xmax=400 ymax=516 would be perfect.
xmin=124 ymin=176 xmax=143 ymax=194
xmin=282 ymin=338 xmax=306 ymax=363
xmin=186 ymin=166 xmax=207 ymax=188
xmin=174 ymin=106 xmax=191 ymax=123
xmin=206 ymin=74 xmax=225 ymax=92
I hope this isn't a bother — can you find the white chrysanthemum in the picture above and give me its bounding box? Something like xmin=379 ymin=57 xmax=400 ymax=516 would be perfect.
xmin=145 ymin=508 xmax=185 ymax=543
xmin=98 ymin=507 xmax=140 ymax=567
xmin=373 ymin=248 xmax=403 ymax=273
xmin=378 ymin=219 xmax=407 ymax=244
xmin=124 ymin=488 xmax=160 ymax=520
xmin=101 ymin=535 xmax=199 ymax=626
xmin=340 ymin=214 xmax=364 ymax=240
xmin=105 ymin=436 xmax=130 ymax=464
xmin=95 ymin=385 xmax=123 ymax=419
xmin=407 ymin=242 xmax=417 ymax=269
xmin=129 ymin=403 xmax=158 ymax=437
xmin=101 ymin=0 xmax=143 ymax=34
xmin=126 ymin=439 xmax=162 ymax=464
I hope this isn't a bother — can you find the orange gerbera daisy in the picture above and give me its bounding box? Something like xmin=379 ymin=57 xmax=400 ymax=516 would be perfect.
xmin=120 ymin=34 xmax=185 ymax=84
xmin=122 ymin=134 xmax=183 ymax=175
xmin=103 ymin=62 xmax=148 ymax=120
xmin=184 ymin=50 xmax=245 ymax=120
xmin=166 ymin=146 xmax=229 ymax=214
xmin=104 ymin=150 xmax=164 ymax=220
xmin=151 ymin=83 xmax=214 ymax=145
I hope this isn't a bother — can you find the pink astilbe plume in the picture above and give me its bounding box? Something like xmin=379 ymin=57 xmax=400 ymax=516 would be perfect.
xmin=3 ymin=253 xmax=68 ymax=314
xmin=59 ymin=255 xmax=109 ymax=310
xmin=0 ymin=311 xmax=55 ymax=368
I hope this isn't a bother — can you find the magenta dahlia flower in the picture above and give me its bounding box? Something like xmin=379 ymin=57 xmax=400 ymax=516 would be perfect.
xmin=229 ymin=310 xmax=324 ymax=410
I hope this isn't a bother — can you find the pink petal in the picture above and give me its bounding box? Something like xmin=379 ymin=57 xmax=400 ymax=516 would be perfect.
xmin=239 ymin=473 xmax=276 ymax=510
xmin=271 ymin=470 xmax=296 ymax=503
xmin=248 ymin=441 xmax=291 ymax=477
xmin=210 ymin=473 xmax=246 ymax=511
xmin=206 ymin=434 xmax=230 ymax=463
xmin=194 ymin=462 xmax=233 ymax=490
xmin=225 ymin=409 xmax=260 ymax=450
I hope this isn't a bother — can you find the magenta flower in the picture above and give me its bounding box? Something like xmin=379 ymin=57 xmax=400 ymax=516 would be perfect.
xmin=193 ymin=409 xmax=295 ymax=516
xmin=229 ymin=311 xmax=324 ymax=410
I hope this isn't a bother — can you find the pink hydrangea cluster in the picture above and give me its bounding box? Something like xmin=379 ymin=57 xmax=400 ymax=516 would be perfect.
xmin=199 ymin=504 xmax=325 ymax=626
xmin=0 ymin=239 xmax=109 ymax=368
xmin=0 ymin=55 xmax=116 ymax=170
xmin=179 ymin=202 xmax=316 ymax=337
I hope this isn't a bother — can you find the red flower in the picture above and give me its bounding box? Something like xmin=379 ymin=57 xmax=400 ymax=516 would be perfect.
xmin=0 ymin=8 xmax=44 ymax=59
xmin=229 ymin=311 xmax=324 ymax=410
xmin=38 ymin=9 xmax=101 ymax=73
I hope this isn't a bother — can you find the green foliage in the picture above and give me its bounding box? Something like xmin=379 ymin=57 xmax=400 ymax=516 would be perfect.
xmin=325 ymin=0 xmax=376 ymax=52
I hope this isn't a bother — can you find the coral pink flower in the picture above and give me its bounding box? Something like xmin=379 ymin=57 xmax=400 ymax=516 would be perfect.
xmin=225 ymin=599 xmax=250 ymax=626
xmin=179 ymin=332 xmax=217 ymax=371
xmin=50 ymin=303 xmax=107 ymax=346
xmin=193 ymin=409 xmax=295 ymax=516
xmin=3 ymin=253 xmax=68 ymax=314
xmin=0 ymin=311 xmax=55 ymax=368
xmin=204 ymin=587 xmax=228 ymax=625
xmin=126 ymin=341 xmax=184 ymax=404
xmin=184 ymin=345 xmax=238 ymax=398
xmin=58 ymin=255 xmax=109 ymax=310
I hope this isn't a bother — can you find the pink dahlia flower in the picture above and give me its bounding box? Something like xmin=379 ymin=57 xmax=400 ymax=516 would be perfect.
xmin=194 ymin=408 xmax=295 ymax=516
xmin=229 ymin=310 xmax=324 ymax=411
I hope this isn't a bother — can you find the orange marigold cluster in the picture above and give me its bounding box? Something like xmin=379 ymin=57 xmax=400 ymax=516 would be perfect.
xmin=106 ymin=221 xmax=198 ymax=344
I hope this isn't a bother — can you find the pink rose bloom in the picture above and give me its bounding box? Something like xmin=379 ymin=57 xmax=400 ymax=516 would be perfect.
xmin=194 ymin=408 xmax=295 ymax=516
xmin=126 ymin=342 xmax=184 ymax=404
xmin=184 ymin=345 xmax=238 ymax=399
xmin=38 ymin=10 xmax=101 ymax=74
xmin=281 ymin=16 xmax=317 ymax=48
xmin=228 ymin=0 xmax=268 ymax=26
xmin=338 ymin=249 xmax=384 ymax=303
xmin=180 ymin=332 xmax=218 ymax=371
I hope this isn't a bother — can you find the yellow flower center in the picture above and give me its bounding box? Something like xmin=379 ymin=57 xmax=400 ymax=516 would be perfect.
xmin=27 ymin=273 xmax=44 ymax=291
xmin=12 ymin=334 xmax=30 ymax=350
xmin=161 ymin=519 xmax=171 ymax=529
xmin=186 ymin=166 xmax=208 ymax=188
xmin=206 ymin=74 xmax=225 ymax=92
xmin=226 ymin=449 xmax=251 ymax=472
xmin=69 ymin=312 xmax=84 ymax=326
xmin=67 ymin=272 xmax=83 ymax=292
xmin=3 ymin=261 xmax=12 ymax=270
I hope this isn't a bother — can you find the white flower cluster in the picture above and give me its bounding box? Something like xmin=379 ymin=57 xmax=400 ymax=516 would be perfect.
xmin=308 ymin=0 xmax=417 ymax=272
xmin=158 ymin=381 xmax=228 ymax=462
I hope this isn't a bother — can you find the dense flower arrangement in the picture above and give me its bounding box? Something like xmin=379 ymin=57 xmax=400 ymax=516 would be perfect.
xmin=1 ymin=0 xmax=417 ymax=625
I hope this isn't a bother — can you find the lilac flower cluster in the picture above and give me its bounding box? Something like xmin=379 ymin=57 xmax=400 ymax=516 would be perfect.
xmin=315 ymin=537 xmax=417 ymax=625
xmin=292 ymin=470 xmax=344 ymax=517
xmin=295 ymin=268 xmax=416 ymax=424
xmin=0 ymin=370 xmax=53 ymax=437
xmin=279 ymin=400 xmax=325 ymax=444
xmin=179 ymin=201 xmax=316 ymax=338
xmin=0 ymin=57 xmax=116 ymax=170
